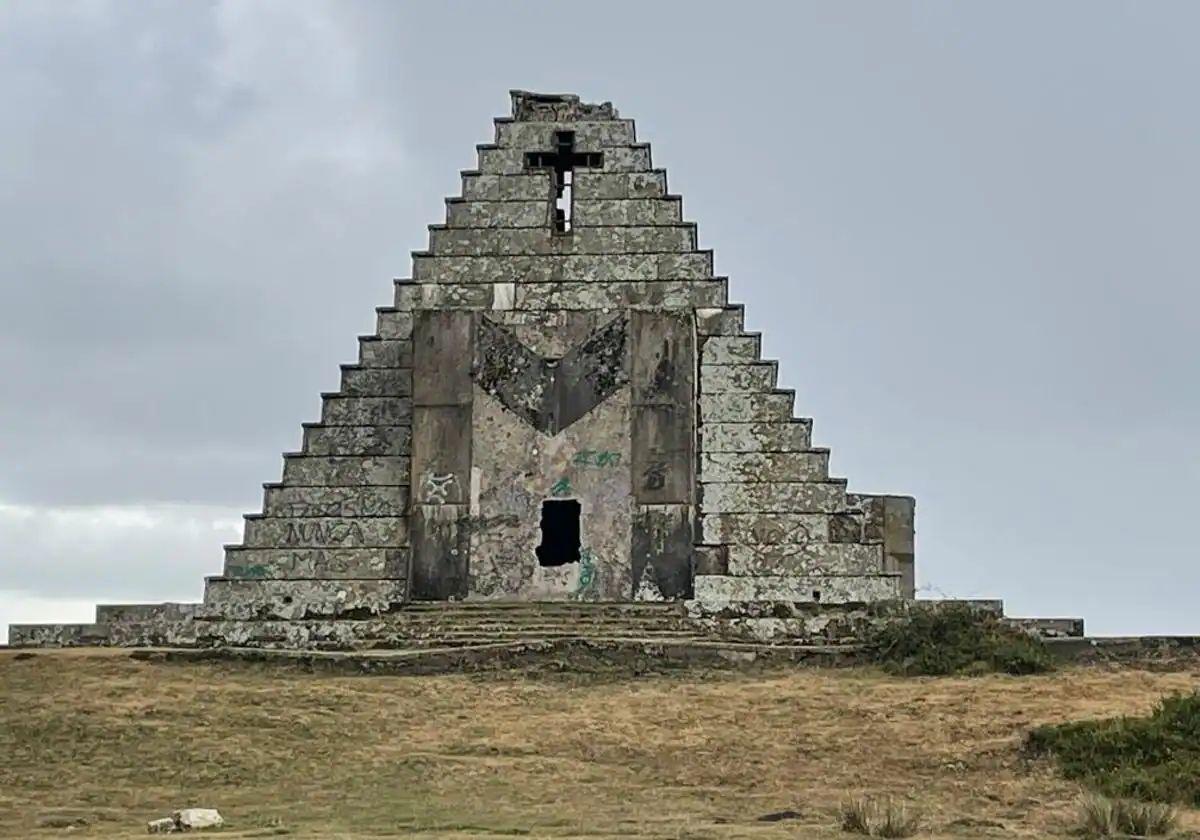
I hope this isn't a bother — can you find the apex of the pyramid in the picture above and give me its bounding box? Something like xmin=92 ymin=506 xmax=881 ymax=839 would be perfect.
xmin=509 ymin=90 xmax=619 ymax=122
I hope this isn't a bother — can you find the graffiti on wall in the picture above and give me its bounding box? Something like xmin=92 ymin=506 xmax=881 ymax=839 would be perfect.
xmin=422 ymin=472 xmax=457 ymax=504
xmin=230 ymin=563 xmax=270 ymax=579
xmin=571 ymin=548 xmax=598 ymax=600
xmin=642 ymin=461 xmax=668 ymax=491
xmin=572 ymin=450 xmax=622 ymax=468
xmin=282 ymin=520 xmax=367 ymax=546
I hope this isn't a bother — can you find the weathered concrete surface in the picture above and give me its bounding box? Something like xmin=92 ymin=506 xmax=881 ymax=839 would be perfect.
xmin=413 ymin=252 xmax=712 ymax=284
xmin=699 ymin=392 xmax=794 ymax=423
xmin=693 ymin=574 xmax=902 ymax=605
xmin=445 ymin=198 xmax=684 ymax=228
xmin=130 ymin=637 xmax=865 ymax=674
xmin=472 ymin=313 xmax=629 ymax=434
xmin=281 ymin=456 xmax=409 ymax=487
xmin=357 ymin=338 xmax=413 ymax=368
xmin=301 ymin=425 xmax=411 ymax=456
xmin=468 ymin=384 xmax=635 ymax=601
xmin=726 ymin=543 xmax=884 ymax=576
xmin=395 ymin=280 xmax=728 ymax=311
xmin=223 ymin=547 xmax=408 ymax=579
xmin=9 ymin=89 xmax=939 ymax=652
xmin=700 ymin=335 xmax=760 ymax=364
xmin=201 ymin=578 xmax=408 ymax=621
xmin=262 ymin=486 xmax=408 ymax=518
xmin=374 ymin=309 xmax=414 ymax=339
xmin=461 ymin=171 xmax=668 ymax=201
xmin=699 ymin=422 xmax=813 ymax=453
xmin=695 ymin=307 xmax=745 ymax=336
xmin=700 ymin=363 xmax=777 ymax=392
xmin=409 ymin=310 xmax=474 ymax=600
xmin=700 ymin=482 xmax=848 ymax=514
xmin=242 ymin=516 xmax=409 ymax=549
xmin=496 ymin=118 xmax=636 ymax=148
xmin=700 ymin=451 xmax=828 ymax=483
xmin=630 ymin=310 xmax=696 ymax=505
xmin=415 ymin=253 xmax=710 ymax=285
xmin=476 ymin=144 xmax=651 ymax=176
xmin=848 ymin=494 xmax=916 ymax=599
xmin=10 ymin=600 xmax=1103 ymax=658
xmin=339 ymin=367 xmax=413 ymax=396
xmin=428 ymin=225 xmax=695 ymax=256
xmin=320 ymin=396 xmax=412 ymax=426
xmin=700 ymin=513 xmax=841 ymax=545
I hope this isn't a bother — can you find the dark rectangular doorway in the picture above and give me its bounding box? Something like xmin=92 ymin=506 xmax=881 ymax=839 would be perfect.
xmin=536 ymin=499 xmax=581 ymax=567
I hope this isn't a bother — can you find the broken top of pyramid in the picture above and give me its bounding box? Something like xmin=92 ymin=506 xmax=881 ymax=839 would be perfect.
xmin=10 ymin=91 xmax=920 ymax=649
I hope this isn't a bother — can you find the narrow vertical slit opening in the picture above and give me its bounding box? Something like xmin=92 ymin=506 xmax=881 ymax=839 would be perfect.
xmin=536 ymin=499 xmax=581 ymax=567
xmin=557 ymin=169 xmax=573 ymax=232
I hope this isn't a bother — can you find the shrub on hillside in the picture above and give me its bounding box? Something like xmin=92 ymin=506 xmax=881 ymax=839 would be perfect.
xmin=1074 ymin=793 xmax=1178 ymax=837
xmin=838 ymin=796 xmax=920 ymax=838
xmin=866 ymin=603 xmax=1054 ymax=676
xmin=1028 ymin=691 xmax=1200 ymax=806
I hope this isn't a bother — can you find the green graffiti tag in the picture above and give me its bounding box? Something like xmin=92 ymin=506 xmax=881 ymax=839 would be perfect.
xmin=572 ymin=449 xmax=621 ymax=467
xmin=230 ymin=563 xmax=269 ymax=579
xmin=571 ymin=549 xmax=598 ymax=600
xmin=550 ymin=476 xmax=572 ymax=496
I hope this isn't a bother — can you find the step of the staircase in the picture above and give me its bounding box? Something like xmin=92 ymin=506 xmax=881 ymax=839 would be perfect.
xmin=8 ymin=623 xmax=110 ymax=647
xmin=694 ymin=574 xmax=901 ymax=603
xmin=95 ymin=603 xmax=199 ymax=624
xmin=184 ymin=619 xmax=709 ymax=649
xmin=129 ymin=637 xmax=866 ymax=674
xmin=1004 ymin=616 xmax=1085 ymax=638
xmin=376 ymin=631 xmax=713 ymax=648
xmin=400 ymin=600 xmax=686 ymax=613
xmin=334 ymin=621 xmax=699 ymax=634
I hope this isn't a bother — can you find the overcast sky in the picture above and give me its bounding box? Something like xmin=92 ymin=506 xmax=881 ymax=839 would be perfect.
xmin=2 ymin=1 xmax=1197 ymax=641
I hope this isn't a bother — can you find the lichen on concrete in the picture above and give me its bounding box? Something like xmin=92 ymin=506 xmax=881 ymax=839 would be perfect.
xmin=9 ymin=90 xmax=941 ymax=652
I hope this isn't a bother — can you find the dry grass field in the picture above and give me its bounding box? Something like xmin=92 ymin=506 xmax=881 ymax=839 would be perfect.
xmin=2 ymin=649 xmax=1198 ymax=839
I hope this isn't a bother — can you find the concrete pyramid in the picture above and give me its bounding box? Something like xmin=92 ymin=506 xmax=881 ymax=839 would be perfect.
xmin=11 ymin=91 xmax=918 ymax=650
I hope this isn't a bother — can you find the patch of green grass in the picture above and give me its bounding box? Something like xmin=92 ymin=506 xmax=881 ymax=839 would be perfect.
xmin=1028 ymin=691 xmax=1200 ymax=806
xmin=866 ymin=603 xmax=1054 ymax=676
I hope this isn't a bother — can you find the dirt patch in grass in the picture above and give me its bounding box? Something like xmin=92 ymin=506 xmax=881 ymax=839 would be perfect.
xmin=2 ymin=649 xmax=1199 ymax=839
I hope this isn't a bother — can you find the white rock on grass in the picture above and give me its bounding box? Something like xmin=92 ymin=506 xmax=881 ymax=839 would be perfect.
xmin=175 ymin=808 xmax=224 ymax=830
xmin=146 ymin=808 xmax=224 ymax=833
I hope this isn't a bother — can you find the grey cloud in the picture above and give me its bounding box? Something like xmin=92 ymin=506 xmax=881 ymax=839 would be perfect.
xmin=1 ymin=1 xmax=1197 ymax=634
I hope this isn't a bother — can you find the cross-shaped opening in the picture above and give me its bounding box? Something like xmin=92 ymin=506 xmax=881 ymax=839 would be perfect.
xmin=524 ymin=130 xmax=603 ymax=233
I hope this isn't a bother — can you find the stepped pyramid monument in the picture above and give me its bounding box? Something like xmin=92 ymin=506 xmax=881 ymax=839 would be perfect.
xmin=11 ymin=91 xmax=1081 ymax=654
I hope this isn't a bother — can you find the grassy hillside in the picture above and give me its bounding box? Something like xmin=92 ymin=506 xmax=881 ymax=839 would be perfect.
xmin=2 ymin=649 xmax=1198 ymax=839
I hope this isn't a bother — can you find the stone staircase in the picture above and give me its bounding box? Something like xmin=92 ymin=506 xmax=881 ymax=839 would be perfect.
xmin=9 ymin=598 xmax=1085 ymax=658
xmin=10 ymin=601 xmax=701 ymax=650
xmin=201 ymin=602 xmax=710 ymax=650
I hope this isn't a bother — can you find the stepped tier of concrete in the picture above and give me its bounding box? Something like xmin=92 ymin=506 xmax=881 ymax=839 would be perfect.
xmin=114 ymin=632 xmax=1199 ymax=676
xmin=6 ymin=91 xmax=1110 ymax=651
xmin=127 ymin=638 xmax=866 ymax=675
